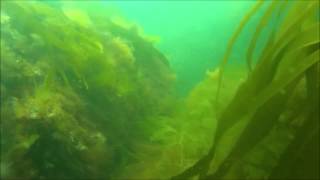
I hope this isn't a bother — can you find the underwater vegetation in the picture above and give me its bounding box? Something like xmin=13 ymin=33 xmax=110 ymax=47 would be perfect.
xmin=1 ymin=1 xmax=175 ymax=179
xmin=172 ymin=0 xmax=319 ymax=179
xmin=0 ymin=0 xmax=319 ymax=180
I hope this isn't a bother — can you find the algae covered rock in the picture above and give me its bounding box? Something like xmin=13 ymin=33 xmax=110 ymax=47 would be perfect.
xmin=1 ymin=1 xmax=175 ymax=179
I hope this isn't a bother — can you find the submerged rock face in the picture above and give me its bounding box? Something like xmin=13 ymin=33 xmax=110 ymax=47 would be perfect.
xmin=1 ymin=2 xmax=175 ymax=179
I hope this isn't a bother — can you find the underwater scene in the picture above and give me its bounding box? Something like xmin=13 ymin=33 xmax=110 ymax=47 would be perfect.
xmin=0 ymin=0 xmax=319 ymax=179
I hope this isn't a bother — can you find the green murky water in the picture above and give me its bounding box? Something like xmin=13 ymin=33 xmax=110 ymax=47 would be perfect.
xmin=1 ymin=1 xmax=319 ymax=179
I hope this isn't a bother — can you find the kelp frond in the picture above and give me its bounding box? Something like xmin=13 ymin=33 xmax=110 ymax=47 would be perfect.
xmin=214 ymin=0 xmax=264 ymax=115
xmin=246 ymin=0 xmax=285 ymax=72
xmin=172 ymin=0 xmax=319 ymax=179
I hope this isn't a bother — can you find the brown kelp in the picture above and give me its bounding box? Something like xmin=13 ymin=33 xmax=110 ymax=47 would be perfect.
xmin=172 ymin=0 xmax=319 ymax=179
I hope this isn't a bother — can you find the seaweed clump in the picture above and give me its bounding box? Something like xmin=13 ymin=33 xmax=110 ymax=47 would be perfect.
xmin=0 ymin=1 xmax=175 ymax=179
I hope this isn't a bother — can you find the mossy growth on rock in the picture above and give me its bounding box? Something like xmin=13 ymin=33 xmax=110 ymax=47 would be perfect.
xmin=1 ymin=1 xmax=176 ymax=179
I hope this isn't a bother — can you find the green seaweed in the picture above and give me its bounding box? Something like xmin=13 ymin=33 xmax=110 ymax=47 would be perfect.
xmin=1 ymin=2 xmax=175 ymax=179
